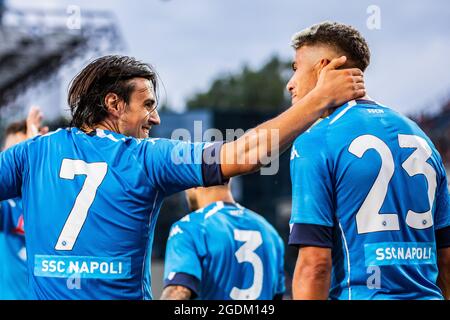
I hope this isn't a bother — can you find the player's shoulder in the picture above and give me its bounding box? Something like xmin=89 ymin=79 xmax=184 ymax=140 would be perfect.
xmin=139 ymin=137 xmax=204 ymax=148
xmin=180 ymin=207 xmax=207 ymax=225
xmin=174 ymin=204 xmax=213 ymax=227
xmin=324 ymin=99 xmax=385 ymax=128
xmin=34 ymin=127 xmax=73 ymax=142
xmin=239 ymin=205 xmax=283 ymax=240
xmin=168 ymin=207 xmax=207 ymax=241
xmin=291 ymin=117 xmax=330 ymax=162
xmin=136 ymin=137 xmax=205 ymax=158
xmin=326 ymin=99 xmax=417 ymax=131
xmin=176 ymin=201 xmax=236 ymax=226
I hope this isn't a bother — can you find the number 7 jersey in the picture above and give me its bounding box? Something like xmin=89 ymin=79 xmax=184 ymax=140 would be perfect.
xmin=289 ymin=99 xmax=450 ymax=300
xmin=0 ymin=128 xmax=224 ymax=299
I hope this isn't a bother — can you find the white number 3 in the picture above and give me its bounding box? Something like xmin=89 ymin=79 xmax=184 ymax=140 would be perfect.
xmin=230 ymin=230 xmax=264 ymax=300
xmin=349 ymin=134 xmax=437 ymax=234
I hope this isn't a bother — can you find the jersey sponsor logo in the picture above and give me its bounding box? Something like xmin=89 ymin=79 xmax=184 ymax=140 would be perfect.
xmin=364 ymin=242 xmax=436 ymax=266
xmin=34 ymin=255 xmax=132 ymax=279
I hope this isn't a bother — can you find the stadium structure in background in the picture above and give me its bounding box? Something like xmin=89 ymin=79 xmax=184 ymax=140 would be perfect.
xmin=0 ymin=0 xmax=124 ymax=134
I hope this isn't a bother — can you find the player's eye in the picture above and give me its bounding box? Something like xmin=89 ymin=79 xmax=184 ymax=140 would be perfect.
xmin=145 ymin=100 xmax=156 ymax=110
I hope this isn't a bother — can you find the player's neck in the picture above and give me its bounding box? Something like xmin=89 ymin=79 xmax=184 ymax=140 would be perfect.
xmin=321 ymin=94 xmax=371 ymax=118
xmin=82 ymin=119 xmax=120 ymax=134
xmin=197 ymin=193 xmax=235 ymax=210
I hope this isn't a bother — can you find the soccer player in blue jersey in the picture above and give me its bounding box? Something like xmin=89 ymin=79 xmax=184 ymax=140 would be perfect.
xmin=287 ymin=22 xmax=450 ymax=300
xmin=0 ymin=54 xmax=364 ymax=299
xmin=0 ymin=107 xmax=48 ymax=300
xmin=161 ymin=181 xmax=285 ymax=300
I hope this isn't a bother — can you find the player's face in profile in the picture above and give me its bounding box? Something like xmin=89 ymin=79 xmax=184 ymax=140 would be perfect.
xmin=119 ymin=78 xmax=160 ymax=138
xmin=286 ymin=46 xmax=322 ymax=104
xmin=3 ymin=132 xmax=27 ymax=151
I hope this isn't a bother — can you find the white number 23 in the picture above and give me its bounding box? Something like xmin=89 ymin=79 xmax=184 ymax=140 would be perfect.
xmin=349 ymin=134 xmax=437 ymax=234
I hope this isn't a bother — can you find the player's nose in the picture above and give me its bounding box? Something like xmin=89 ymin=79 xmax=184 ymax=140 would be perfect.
xmin=286 ymin=78 xmax=295 ymax=94
xmin=148 ymin=109 xmax=161 ymax=126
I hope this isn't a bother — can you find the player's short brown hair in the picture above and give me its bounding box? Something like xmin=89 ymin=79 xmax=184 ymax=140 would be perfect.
xmin=5 ymin=120 xmax=27 ymax=136
xmin=292 ymin=21 xmax=371 ymax=71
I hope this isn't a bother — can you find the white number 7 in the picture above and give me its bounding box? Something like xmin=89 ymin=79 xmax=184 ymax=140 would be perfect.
xmin=55 ymin=159 xmax=108 ymax=251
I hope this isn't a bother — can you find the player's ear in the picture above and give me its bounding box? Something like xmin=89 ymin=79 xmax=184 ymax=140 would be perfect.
xmin=315 ymin=58 xmax=331 ymax=77
xmin=104 ymin=92 xmax=124 ymax=118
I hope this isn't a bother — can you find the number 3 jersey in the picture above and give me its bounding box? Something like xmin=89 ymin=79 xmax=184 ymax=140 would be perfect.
xmin=0 ymin=128 xmax=225 ymax=300
xmin=289 ymin=99 xmax=450 ymax=300
xmin=164 ymin=201 xmax=286 ymax=300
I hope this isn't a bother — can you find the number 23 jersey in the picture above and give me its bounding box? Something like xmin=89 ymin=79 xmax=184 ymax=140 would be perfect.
xmin=289 ymin=100 xmax=450 ymax=300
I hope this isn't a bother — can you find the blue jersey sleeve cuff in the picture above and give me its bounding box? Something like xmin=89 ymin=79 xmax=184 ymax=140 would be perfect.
xmin=201 ymin=142 xmax=229 ymax=187
xmin=288 ymin=223 xmax=333 ymax=248
xmin=436 ymin=226 xmax=450 ymax=249
xmin=164 ymin=272 xmax=200 ymax=298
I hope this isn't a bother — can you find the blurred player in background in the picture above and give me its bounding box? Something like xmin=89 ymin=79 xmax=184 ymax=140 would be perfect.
xmin=287 ymin=21 xmax=450 ymax=300
xmin=0 ymin=54 xmax=364 ymax=299
xmin=0 ymin=107 xmax=48 ymax=300
xmin=161 ymin=181 xmax=285 ymax=300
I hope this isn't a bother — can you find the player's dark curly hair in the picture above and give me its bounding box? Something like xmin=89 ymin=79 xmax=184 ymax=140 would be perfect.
xmin=68 ymin=55 xmax=157 ymax=129
xmin=291 ymin=21 xmax=370 ymax=71
xmin=5 ymin=120 xmax=27 ymax=136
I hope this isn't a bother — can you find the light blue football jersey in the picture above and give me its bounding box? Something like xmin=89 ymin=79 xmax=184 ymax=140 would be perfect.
xmin=289 ymin=99 xmax=450 ymax=300
xmin=164 ymin=201 xmax=286 ymax=300
xmin=0 ymin=198 xmax=28 ymax=300
xmin=0 ymin=127 xmax=223 ymax=300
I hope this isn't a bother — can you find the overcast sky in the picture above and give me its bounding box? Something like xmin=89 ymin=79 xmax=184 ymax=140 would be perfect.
xmin=8 ymin=0 xmax=450 ymax=115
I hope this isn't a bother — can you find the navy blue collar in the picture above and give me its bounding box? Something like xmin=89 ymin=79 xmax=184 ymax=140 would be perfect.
xmin=355 ymin=99 xmax=378 ymax=105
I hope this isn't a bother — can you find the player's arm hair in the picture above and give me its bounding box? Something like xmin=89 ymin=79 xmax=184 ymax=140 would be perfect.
xmin=292 ymin=246 xmax=332 ymax=300
xmin=437 ymin=247 xmax=450 ymax=300
xmin=219 ymin=57 xmax=365 ymax=179
xmin=160 ymin=285 xmax=193 ymax=300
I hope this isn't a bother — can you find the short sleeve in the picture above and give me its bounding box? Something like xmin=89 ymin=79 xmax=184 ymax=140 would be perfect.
xmin=163 ymin=220 xmax=204 ymax=294
xmin=0 ymin=142 xmax=28 ymax=201
xmin=289 ymin=135 xmax=334 ymax=226
xmin=141 ymin=139 xmax=225 ymax=196
xmin=289 ymin=135 xmax=335 ymax=247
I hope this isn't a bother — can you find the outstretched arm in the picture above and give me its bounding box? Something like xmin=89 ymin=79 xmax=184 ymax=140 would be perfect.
xmin=160 ymin=285 xmax=192 ymax=300
xmin=220 ymin=56 xmax=365 ymax=178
